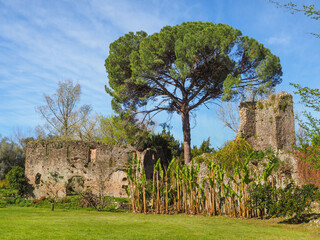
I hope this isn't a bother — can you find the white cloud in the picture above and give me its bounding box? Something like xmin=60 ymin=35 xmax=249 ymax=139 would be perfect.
xmin=267 ymin=34 xmax=291 ymax=45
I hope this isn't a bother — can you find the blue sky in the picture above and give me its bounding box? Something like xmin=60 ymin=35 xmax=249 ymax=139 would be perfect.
xmin=0 ymin=0 xmax=319 ymax=148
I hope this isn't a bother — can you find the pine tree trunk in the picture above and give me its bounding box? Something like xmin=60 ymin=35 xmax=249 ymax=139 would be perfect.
xmin=181 ymin=111 xmax=191 ymax=164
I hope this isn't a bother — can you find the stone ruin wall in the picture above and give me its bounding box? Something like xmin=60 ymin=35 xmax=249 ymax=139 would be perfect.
xmin=238 ymin=92 xmax=296 ymax=152
xmin=237 ymin=93 xmax=301 ymax=185
xmin=25 ymin=140 xmax=164 ymax=199
xmin=237 ymin=92 xmax=320 ymax=186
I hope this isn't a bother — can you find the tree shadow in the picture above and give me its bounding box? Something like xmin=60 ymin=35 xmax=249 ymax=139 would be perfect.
xmin=279 ymin=213 xmax=320 ymax=224
xmin=24 ymin=177 xmax=35 ymax=199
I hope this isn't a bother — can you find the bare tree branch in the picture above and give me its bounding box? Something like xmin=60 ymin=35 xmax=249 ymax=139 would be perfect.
xmin=215 ymin=101 xmax=240 ymax=133
xmin=36 ymin=80 xmax=92 ymax=139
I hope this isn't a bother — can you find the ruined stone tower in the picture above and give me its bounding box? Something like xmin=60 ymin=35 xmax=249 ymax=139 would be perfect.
xmin=238 ymin=92 xmax=295 ymax=151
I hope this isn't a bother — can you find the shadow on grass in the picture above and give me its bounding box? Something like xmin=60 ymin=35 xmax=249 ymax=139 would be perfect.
xmin=279 ymin=213 xmax=320 ymax=224
xmin=104 ymin=209 xmax=129 ymax=213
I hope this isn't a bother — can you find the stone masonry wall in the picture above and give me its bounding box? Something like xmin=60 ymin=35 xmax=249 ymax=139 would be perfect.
xmin=25 ymin=140 xmax=134 ymax=199
xmin=25 ymin=140 xmax=165 ymax=199
xmin=237 ymin=93 xmax=305 ymax=186
xmin=238 ymin=92 xmax=295 ymax=151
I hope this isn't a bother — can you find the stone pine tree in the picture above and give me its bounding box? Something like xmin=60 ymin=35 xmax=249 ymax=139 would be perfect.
xmin=105 ymin=22 xmax=282 ymax=164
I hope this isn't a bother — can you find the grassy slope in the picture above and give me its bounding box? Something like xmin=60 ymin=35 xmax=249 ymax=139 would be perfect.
xmin=0 ymin=207 xmax=318 ymax=240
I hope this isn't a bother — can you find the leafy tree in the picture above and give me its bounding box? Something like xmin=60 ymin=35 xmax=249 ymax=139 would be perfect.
xmin=0 ymin=136 xmax=25 ymax=180
xmin=191 ymin=137 xmax=214 ymax=158
xmin=292 ymin=83 xmax=320 ymax=146
xmin=157 ymin=126 xmax=183 ymax=161
xmin=270 ymin=0 xmax=320 ymax=38
xmin=291 ymin=83 xmax=320 ymax=168
xmin=36 ymin=80 xmax=92 ymax=139
xmin=99 ymin=115 xmax=128 ymax=146
xmin=77 ymin=114 xmax=100 ymax=142
xmin=145 ymin=125 xmax=183 ymax=164
xmin=5 ymin=166 xmax=28 ymax=195
xmin=99 ymin=112 xmax=150 ymax=149
xmin=105 ymin=22 xmax=282 ymax=163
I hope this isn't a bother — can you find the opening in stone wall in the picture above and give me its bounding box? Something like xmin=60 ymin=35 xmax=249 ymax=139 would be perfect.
xmin=35 ymin=173 xmax=41 ymax=185
xmin=89 ymin=148 xmax=96 ymax=163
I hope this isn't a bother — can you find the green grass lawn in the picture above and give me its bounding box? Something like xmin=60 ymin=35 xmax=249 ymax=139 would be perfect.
xmin=0 ymin=207 xmax=318 ymax=240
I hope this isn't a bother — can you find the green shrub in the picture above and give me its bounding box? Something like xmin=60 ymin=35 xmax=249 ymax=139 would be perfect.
xmin=214 ymin=137 xmax=252 ymax=171
xmin=247 ymin=183 xmax=320 ymax=219
xmin=5 ymin=166 xmax=29 ymax=196
xmin=246 ymin=183 xmax=276 ymax=219
xmin=0 ymin=188 xmax=32 ymax=207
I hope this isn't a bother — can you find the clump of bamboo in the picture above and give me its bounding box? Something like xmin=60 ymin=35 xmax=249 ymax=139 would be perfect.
xmin=125 ymin=152 xmax=277 ymax=218
xmin=125 ymin=158 xmax=147 ymax=213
